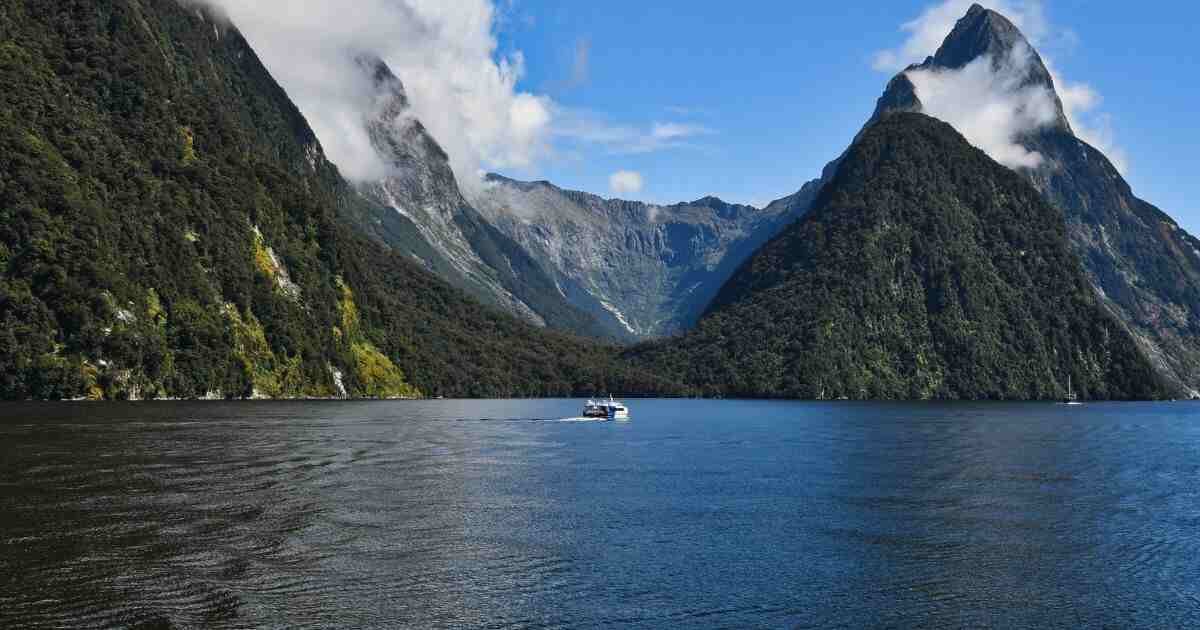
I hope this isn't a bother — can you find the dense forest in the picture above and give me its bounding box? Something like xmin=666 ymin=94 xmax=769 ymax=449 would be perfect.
xmin=0 ymin=0 xmax=677 ymax=400
xmin=626 ymin=114 xmax=1167 ymax=400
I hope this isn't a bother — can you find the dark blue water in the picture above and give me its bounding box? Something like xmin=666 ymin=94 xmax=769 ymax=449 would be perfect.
xmin=2 ymin=400 xmax=1200 ymax=628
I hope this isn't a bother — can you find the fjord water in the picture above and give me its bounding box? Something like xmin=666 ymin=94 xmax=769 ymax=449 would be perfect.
xmin=2 ymin=401 xmax=1199 ymax=629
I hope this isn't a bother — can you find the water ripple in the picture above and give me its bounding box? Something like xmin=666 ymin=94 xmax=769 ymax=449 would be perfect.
xmin=2 ymin=400 xmax=1200 ymax=628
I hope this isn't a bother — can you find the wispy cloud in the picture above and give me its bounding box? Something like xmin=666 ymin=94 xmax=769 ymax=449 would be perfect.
xmin=907 ymin=43 xmax=1060 ymax=169
xmin=1048 ymin=63 xmax=1128 ymax=173
xmin=196 ymin=0 xmax=554 ymax=189
xmin=189 ymin=1 xmax=716 ymax=193
xmin=609 ymin=170 xmax=645 ymax=196
xmin=567 ymin=37 xmax=591 ymax=88
xmin=664 ymin=105 xmax=710 ymax=117
xmin=553 ymin=111 xmax=715 ymax=155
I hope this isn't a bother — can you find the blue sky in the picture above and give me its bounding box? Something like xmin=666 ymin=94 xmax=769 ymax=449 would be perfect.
xmin=488 ymin=1 xmax=1200 ymax=230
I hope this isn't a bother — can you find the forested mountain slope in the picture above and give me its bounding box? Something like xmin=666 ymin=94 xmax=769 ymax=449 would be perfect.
xmin=871 ymin=3 xmax=1200 ymax=396
xmin=628 ymin=114 xmax=1165 ymax=400
xmin=0 ymin=0 xmax=671 ymax=400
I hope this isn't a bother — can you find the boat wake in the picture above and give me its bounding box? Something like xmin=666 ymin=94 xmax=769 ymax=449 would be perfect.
xmin=455 ymin=417 xmax=613 ymax=423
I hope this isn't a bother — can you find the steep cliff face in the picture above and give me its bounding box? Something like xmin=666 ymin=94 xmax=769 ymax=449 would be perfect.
xmin=870 ymin=3 xmax=1200 ymax=396
xmin=0 ymin=0 xmax=669 ymax=400
xmin=629 ymin=114 xmax=1165 ymax=400
xmin=350 ymin=57 xmax=605 ymax=338
xmin=471 ymin=176 xmax=812 ymax=339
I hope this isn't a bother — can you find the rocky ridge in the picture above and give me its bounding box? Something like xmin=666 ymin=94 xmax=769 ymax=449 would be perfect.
xmin=471 ymin=175 xmax=814 ymax=339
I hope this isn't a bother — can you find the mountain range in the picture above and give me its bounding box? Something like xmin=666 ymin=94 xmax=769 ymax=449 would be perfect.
xmin=0 ymin=0 xmax=1194 ymax=400
xmin=343 ymin=55 xmax=816 ymax=341
xmin=471 ymin=175 xmax=817 ymax=338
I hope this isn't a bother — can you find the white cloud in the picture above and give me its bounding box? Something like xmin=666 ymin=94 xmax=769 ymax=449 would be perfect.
xmin=878 ymin=0 xmax=1128 ymax=174
xmin=907 ymin=43 xmax=1060 ymax=169
xmin=201 ymin=0 xmax=553 ymax=187
xmin=652 ymin=122 xmax=710 ymax=142
xmin=609 ymin=170 xmax=645 ymax=196
xmin=664 ymin=105 xmax=709 ymax=116
xmin=872 ymin=0 xmax=1047 ymax=73
xmin=553 ymin=111 xmax=714 ymax=155
xmin=1049 ymin=65 xmax=1129 ymax=174
xmin=566 ymin=37 xmax=591 ymax=89
xmin=191 ymin=1 xmax=714 ymax=193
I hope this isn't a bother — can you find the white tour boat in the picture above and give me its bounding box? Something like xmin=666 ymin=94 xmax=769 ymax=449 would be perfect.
xmin=583 ymin=395 xmax=630 ymax=420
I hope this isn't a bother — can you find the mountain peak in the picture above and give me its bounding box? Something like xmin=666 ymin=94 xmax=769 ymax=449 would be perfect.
xmin=871 ymin=4 xmax=1070 ymax=135
xmin=934 ymin=4 xmax=1028 ymax=70
xmin=689 ymin=195 xmax=731 ymax=208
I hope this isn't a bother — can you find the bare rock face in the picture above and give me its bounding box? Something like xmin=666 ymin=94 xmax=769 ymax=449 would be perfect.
xmin=347 ymin=54 xmax=815 ymax=342
xmin=471 ymin=175 xmax=816 ymax=339
xmin=869 ymin=4 xmax=1200 ymax=396
xmin=349 ymin=57 xmax=604 ymax=338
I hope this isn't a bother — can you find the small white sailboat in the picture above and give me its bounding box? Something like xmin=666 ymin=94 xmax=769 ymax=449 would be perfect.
xmin=1061 ymin=374 xmax=1083 ymax=406
xmin=583 ymin=395 xmax=630 ymax=420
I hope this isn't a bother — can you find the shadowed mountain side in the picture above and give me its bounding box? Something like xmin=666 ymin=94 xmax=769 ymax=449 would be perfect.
xmin=472 ymin=175 xmax=816 ymax=339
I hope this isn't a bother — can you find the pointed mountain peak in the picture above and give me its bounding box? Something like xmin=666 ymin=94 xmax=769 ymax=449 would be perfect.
xmin=932 ymin=4 xmax=1069 ymax=132
xmin=871 ymin=4 xmax=1071 ymax=136
xmin=933 ymin=4 xmax=1033 ymax=71
xmin=689 ymin=195 xmax=731 ymax=208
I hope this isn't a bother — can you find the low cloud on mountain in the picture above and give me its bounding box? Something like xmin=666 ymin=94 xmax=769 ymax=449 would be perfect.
xmin=191 ymin=0 xmax=709 ymax=196
xmin=199 ymin=0 xmax=551 ymax=191
xmin=875 ymin=0 xmax=1128 ymax=174
xmin=906 ymin=43 xmax=1060 ymax=169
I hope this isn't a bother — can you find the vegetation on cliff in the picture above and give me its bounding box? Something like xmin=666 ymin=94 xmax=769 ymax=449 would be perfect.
xmin=627 ymin=114 xmax=1166 ymax=400
xmin=0 ymin=0 xmax=673 ymax=400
